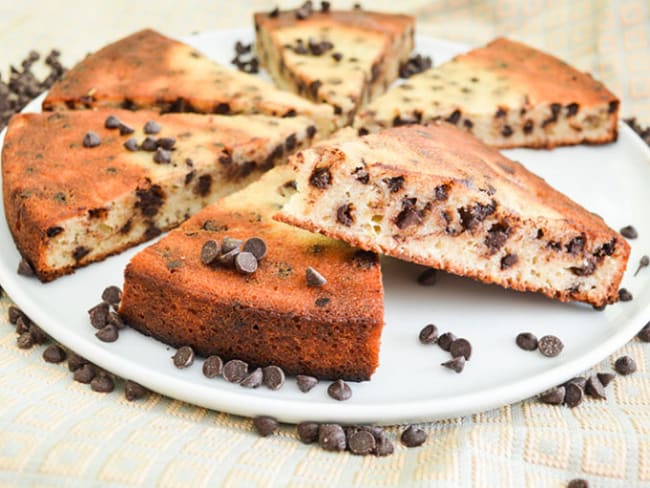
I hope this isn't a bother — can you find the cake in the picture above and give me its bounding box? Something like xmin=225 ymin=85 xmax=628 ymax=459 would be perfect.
xmin=354 ymin=37 xmax=619 ymax=149
xmin=41 ymin=29 xmax=337 ymax=135
xmin=276 ymin=123 xmax=630 ymax=307
xmin=2 ymin=109 xmax=316 ymax=281
xmin=254 ymin=4 xmax=414 ymax=124
xmin=119 ymin=166 xmax=384 ymax=381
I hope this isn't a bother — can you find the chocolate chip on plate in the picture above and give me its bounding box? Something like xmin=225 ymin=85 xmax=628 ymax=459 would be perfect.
xmin=348 ymin=430 xmax=375 ymax=455
xmin=319 ymin=424 xmax=346 ymax=451
xmin=263 ymin=365 xmax=285 ymax=390
xmin=107 ymin=311 xmax=126 ymax=329
xmin=441 ymin=356 xmax=465 ymax=373
xmin=417 ymin=268 xmax=438 ymax=286
xmin=614 ymin=355 xmax=636 ymax=375
xmin=243 ymin=237 xmax=267 ymax=260
xmin=297 ymin=422 xmax=320 ymax=444
xmin=172 ymin=346 xmax=194 ymax=368
xmin=83 ymin=131 xmax=101 ymax=148
xmin=449 ymin=338 xmax=472 ymax=360
xmin=42 ymin=344 xmax=67 ymax=363
xmin=328 ymin=379 xmax=352 ymax=401
xmin=568 ymin=478 xmax=590 ymax=488
xmin=73 ymin=364 xmax=96 ymax=384
xmin=638 ymin=322 xmax=650 ymax=342
xmin=634 ymin=255 xmax=649 ymax=276
xmin=200 ymin=240 xmax=221 ymax=265
xmin=202 ymin=355 xmax=224 ymax=378
xmin=253 ymin=415 xmax=279 ymax=437
xmin=306 ymin=266 xmax=327 ymax=287
xmin=437 ymin=332 xmax=457 ymax=352
xmin=241 ymin=368 xmax=263 ymax=388
xmin=585 ymin=375 xmax=607 ymax=399
xmin=564 ymin=382 xmax=584 ymax=408
xmin=619 ymin=225 xmax=638 ymax=239
xmin=516 ymin=332 xmax=538 ymax=351
xmin=223 ymin=359 xmax=248 ymax=383
xmin=538 ymin=335 xmax=564 ymax=357
xmin=88 ymin=302 xmax=110 ymax=329
xmin=418 ymin=324 xmax=438 ymax=344
xmin=597 ymin=372 xmax=615 ymax=387
xmin=96 ymin=324 xmax=119 ymax=343
xmin=104 ymin=115 xmax=121 ymax=129
xmin=297 ymin=374 xmax=318 ymax=393
xmin=91 ymin=374 xmax=115 ymax=393
xmin=235 ymin=252 xmax=258 ymax=275
xmin=618 ymin=288 xmax=633 ymax=302
xmin=101 ymin=286 xmax=122 ymax=306
xmin=143 ymin=120 xmax=161 ymax=134
xmin=17 ymin=258 xmax=35 ymax=277
xmin=539 ymin=386 xmax=565 ymax=405
xmin=124 ymin=380 xmax=149 ymax=401
xmin=400 ymin=425 xmax=427 ymax=447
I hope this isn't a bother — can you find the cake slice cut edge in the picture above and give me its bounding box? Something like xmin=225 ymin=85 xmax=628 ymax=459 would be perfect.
xmin=119 ymin=166 xmax=385 ymax=381
xmin=276 ymin=123 xmax=630 ymax=307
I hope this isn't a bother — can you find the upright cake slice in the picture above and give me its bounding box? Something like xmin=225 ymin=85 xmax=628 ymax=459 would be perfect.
xmin=277 ymin=123 xmax=629 ymax=307
xmin=354 ymin=38 xmax=619 ymax=148
xmin=254 ymin=5 xmax=414 ymax=124
xmin=119 ymin=166 xmax=384 ymax=381
xmin=41 ymin=29 xmax=336 ymax=135
xmin=2 ymin=109 xmax=316 ymax=281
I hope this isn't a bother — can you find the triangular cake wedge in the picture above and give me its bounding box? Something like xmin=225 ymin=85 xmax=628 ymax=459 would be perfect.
xmin=41 ymin=29 xmax=336 ymax=135
xmin=276 ymin=123 xmax=629 ymax=307
xmin=119 ymin=166 xmax=384 ymax=381
xmin=254 ymin=5 xmax=414 ymax=123
xmin=354 ymin=37 xmax=619 ymax=149
xmin=2 ymin=109 xmax=316 ymax=281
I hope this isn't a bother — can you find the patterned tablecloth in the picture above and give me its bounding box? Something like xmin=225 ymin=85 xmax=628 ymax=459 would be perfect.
xmin=1 ymin=1 xmax=649 ymax=486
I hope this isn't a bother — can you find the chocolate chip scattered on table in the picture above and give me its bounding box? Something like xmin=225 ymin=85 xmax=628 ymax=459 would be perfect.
xmin=400 ymin=425 xmax=427 ymax=447
xmin=614 ymin=355 xmax=636 ymax=375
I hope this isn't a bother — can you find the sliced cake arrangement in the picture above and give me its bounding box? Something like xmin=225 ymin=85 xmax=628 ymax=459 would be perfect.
xmin=119 ymin=166 xmax=384 ymax=381
xmin=42 ymin=29 xmax=337 ymax=136
xmin=276 ymin=123 xmax=629 ymax=307
xmin=354 ymin=38 xmax=620 ymax=149
xmin=254 ymin=4 xmax=414 ymax=124
xmin=2 ymin=109 xmax=316 ymax=281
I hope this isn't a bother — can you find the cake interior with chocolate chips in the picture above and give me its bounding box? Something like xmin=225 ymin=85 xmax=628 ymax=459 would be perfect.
xmin=276 ymin=123 xmax=630 ymax=307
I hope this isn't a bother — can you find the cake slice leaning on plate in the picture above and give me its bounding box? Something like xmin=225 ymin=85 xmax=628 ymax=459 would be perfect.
xmin=119 ymin=166 xmax=384 ymax=381
xmin=354 ymin=37 xmax=619 ymax=149
xmin=41 ymin=29 xmax=337 ymax=136
xmin=276 ymin=123 xmax=630 ymax=307
xmin=254 ymin=5 xmax=414 ymax=124
xmin=2 ymin=109 xmax=316 ymax=281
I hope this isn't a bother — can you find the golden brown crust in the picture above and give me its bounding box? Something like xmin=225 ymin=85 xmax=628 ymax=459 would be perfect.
xmin=119 ymin=167 xmax=384 ymax=380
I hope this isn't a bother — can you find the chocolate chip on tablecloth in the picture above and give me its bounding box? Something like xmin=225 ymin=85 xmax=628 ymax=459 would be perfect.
xmin=223 ymin=359 xmax=249 ymax=383
xmin=568 ymin=479 xmax=590 ymax=488
xmin=297 ymin=422 xmax=320 ymax=444
xmin=8 ymin=306 xmax=24 ymax=325
xmin=418 ymin=324 xmax=438 ymax=344
xmin=297 ymin=374 xmax=318 ymax=393
xmin=618 ymin=288 xmax=633 ymax=302
xmin=253 ymin=416 xmax=279 ymax=437
xmin=563 ymin=376 xmax=587 ymax=391
xmin=241 ymin=368 xmax=263 ymax=388
xmin=202 ymin=355 xmax=224 ymax=378
xmin=96 ymin=324 xmax=119 ymax=343
xmin=374 ymin=434 xmax=395 ymax=456
xmin=42 ymin=344 xmax=67 ymax=363
xmin=400 ymin=425 xmax=427 ymax=447
xmin=638 ymin=322 xmax=650 ymax=342
xmin=73 ymin=364 xmax=96 ymax=384
xmin=172 ymin=346 xmax=195 ymax=368
xmin=306 ymin=266 xmax=327 ymax=287
xmin=15 ymin=316 xmax=31 ymax=335
xmin=585 ymin=375 xmax=607 ymax=399
xmin=449 ymin=338 xmax=472 ymax=360
xmin=516 ymin=332 xmax=538 ymax=351
xmin=597 ymin=372 xmax=615 ymax=387
xmin=619 ymin=225 xmax=638 ymax=239
xmin=441 ymin=356 xmax=465 ymax=373
xmin=564 ymin=382 xmax=584 ymax=408
xmin=102 ymin=286 xmax=122 ymax=306
xmin=17 ymin=258 xmax=35 ymax=277
xmin=327 ymin=379 xmax=352 ymax=401
xmin=91 ymin=374 xmax=115 ymax=393
xmin=539 ymin=386 xmax=565 ymax=405
xmin=67 ymin=351 xmax=88 ymax=372
xmin=417 ymin=268 xmax=438 ymax=286
xmin=437 ymin=332 xmax=457 ymax=352
xmin=124 ymin=380 xmax=149 ymax=401
xmin=614 ymin=355 xmax=636 ymax=375
xmin=538 ymin=335 xmax=564 ymax=357
xmin=262 ymin=365 xmax=285 ymax=390
xmin=348 ymin=430 xmax=375 ymax=455
xmin=16 ymin=331 xmax=34 ymax=349
xmin=319 ymin=424 xmax=346 ymax=451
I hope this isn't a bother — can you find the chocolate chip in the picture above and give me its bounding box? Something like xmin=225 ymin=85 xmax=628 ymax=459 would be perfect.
xmin=597 ymin=372 xmax=615 ymax=387
xmin=332 ymin=52 xmax=342 ymax=61
xmin=222 ymin=237 xmax=242 ymax=254
xmin=634 ymin=255 xmax=649 ymax=276
xmin=124 ymin=380 xmax=149 ymax=401
xmin=172 ymin=346 xmax=194 ymax=368
xmin=399 ymin=54 xmax=433 ymax=78
xmin=449 ymin=338 xmax=472 ymax=360
xmin=328 ymin=379 xmax=352 ymax=401
xmin=539 ymin=386 xmax=565 ymax=405
xmin=400 ymin=425 xmax=427 ymax=447
xmin=564 ymin=382 xmax=584 ymax=408
xmin=15 ymin=316 xmax=31 ymax=335
xmin=538 ymin=335 xmax=563 ymax=357
xmin=218 ymin=248 xmax=240 ymax=267
xmin=516 ymin=332 xmax=538 ymax=351
xmin=107 ymin=311 xmax=126 ymax=329
xmin=568 ymin=479 xmax=589 ymax=488
xmin=445 ymin=110 xmax=461 ymax=125
xmin=104 ymin=115 xmax=121 ymax=129
xmin=262 ymin=365 xmax=285 ymax=390
xmin=67 ymin=352 xmax=88 ymax=372
xmin=240 ymin=367 xmax=263 ymax=388
xmin=285 ymin=133 xmax=297 ymax=151
xmin=441 ymin=356 xmax=465 ymax=373
xmin=566 ymin=235 xmax=585 ymax=255
xmin=42 ymin=344 xmax=66 ymax=363
xmin=153 ymin=147 xmax=171 ymax=164
xmin=417 ymin=268 xmax=438 ymax=286
xmin=83 ymin=131 xmax=101 ymax=148
xmin=253 ymin=416 xmax=278 ymax=437
xmin=141 ymin=136 xmax=158 ymax=151
xmin=144 ymin=120 xmax=161 ymax=134
xmin=585 ymin=375 xmax=606 ymax=399
xmin=315 ymin=297 xmax=330 ymax=307
xmin=485 ymin=223 xmax=509 ymax=252
xmin=118 ymin=123 xmax=134 ymax=135
xmin=16 ymin=331 xmax=34 ymax=349
xmin=200 ymin=356 xmax=223 ymax=378
xmin=375 ymin=435 xmax=394 ymax=456
xmin=297 ymin=422 xmax=320 ymax=443
xmin=336 ymin=203 xmax=354 ymax=226
xmin=243 ymin=237 xmax=267 ymax=260
xmin=419 ymin=324 xmax=438 ymax=344
xmin=638 ymin=322 xmax=650 ymax=342
xmin=618 ymin=288 xmax=633 ymax=302
xmin=157 ymin=137 xmax=176 ymax=150
xmin=564 ymin=376 xmax=587 ymax=390
xmin=383 ymin=176 xmax=405 ymax=193
xmin=437 ymin=332 xmax=456 ymax=352
xmin=17 ymin=258 xmax=35 ymax=277
xmin=297 ymin=374 xmax=318 ymax=392
xmin=96 ymin=324 xmax=118 ymax=343
xmin=305 ymin=267 xmax=327 ymax=287
xmin=319 ymin=424 xmax=346 ymax=451
xmin=620 ymin=225 xmax=637 ymax=239
xmin=102 ymin=286 xmax=122 ymax=306
xmin=501 ymin=125 xmax=513 ymax=137
xmin=500 ymin=253 xmax=518 ymax=269
xmin=91 ymin=374 xmax=115 ymax=393
xmin=395 ymin=200 xmax=422 ymax=229
xmin=88 ymin=302 xmax=109 ymax=329
xmin=223 ymin=359 xmax=248 ymax=383
xmin=348 ymin=430 xmax=375 ymax=455
xmin=73 ymin=364 xmax=96 ymax=384
xmin=235 ymin=252 xmax=258 ymax=275
xmin=8 ymin=306 xmax=24 ymax=325
xmin=614 ymin=355 xmax=636 ymax=375
xmin=200 ymin=240 xmax=220 ymax=265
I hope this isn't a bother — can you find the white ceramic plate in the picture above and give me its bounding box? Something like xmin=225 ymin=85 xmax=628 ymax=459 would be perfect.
xmin=1 ymin=29 xmax=649 ymax=425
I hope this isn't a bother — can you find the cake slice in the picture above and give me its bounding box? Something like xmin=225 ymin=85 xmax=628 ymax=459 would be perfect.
xmin=354 ymin=37 xmax=619 ymax=149
xmin=2 ymin=109 xmax=316 ymax=281
xmin=119 ymin=166 xmax=384 ymax=381
xmin=41 ymin=29 xmax=337 ymax=135
xmin=254 ymin=4 xmax=414 ymax=124
xmin=276 ymin=123 xmax=630 ymax=307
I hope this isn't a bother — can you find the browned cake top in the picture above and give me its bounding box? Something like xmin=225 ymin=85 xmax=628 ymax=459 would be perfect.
xmin=127 ymin=167 xmax=383 ymax=321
